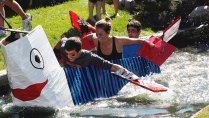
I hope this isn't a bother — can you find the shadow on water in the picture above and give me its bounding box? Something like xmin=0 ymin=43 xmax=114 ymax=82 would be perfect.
xmin=74 ymin=106 xmax=203 ymax=118
xmin=192 ymin=43 xmax=209 ymax=53
xmin=66 ymin=95 xmax=207 ymax=118
xmin=0 ymin=105 xmax=56 ymax=118
xmin=0 ymin=85 xmax=11 ymax=97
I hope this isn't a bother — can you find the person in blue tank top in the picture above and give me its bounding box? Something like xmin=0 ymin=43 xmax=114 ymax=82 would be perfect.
xmin=85 ymin=17 xmax=154 ymax=61
xmin=121 ymin=19 xmax=143 ymax=58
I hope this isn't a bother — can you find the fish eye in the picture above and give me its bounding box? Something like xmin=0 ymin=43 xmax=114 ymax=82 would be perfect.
xmin=30 ymin=48 xmax=44 ymax=69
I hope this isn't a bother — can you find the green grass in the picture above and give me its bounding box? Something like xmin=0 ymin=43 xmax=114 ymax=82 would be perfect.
xmin=0 ymin=0 xmax=154 ymax=70
xmin=193 ymin=105 xmax=209 ymax=118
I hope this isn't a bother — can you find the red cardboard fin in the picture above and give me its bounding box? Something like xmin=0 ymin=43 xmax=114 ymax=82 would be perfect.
xmin=138 ymin=36 xmax=176 ymax=66
xmin=69 ymin=10 xmax=81 ymax=32
xmin=163 ymin=17 xmax=181 ymax=42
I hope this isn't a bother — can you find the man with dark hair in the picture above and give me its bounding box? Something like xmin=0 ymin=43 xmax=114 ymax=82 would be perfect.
xmin=126 ymin=19 xmax=141 ymax=38
xmin=61 ymin=36 xmax=140 ymax=80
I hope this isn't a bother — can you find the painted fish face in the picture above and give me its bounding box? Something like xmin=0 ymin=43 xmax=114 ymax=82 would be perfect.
xmin=0 ymin=26 xmax=73 ymax=108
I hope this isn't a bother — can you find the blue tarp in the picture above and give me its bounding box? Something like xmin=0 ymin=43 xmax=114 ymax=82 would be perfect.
xmin=64 ymin=57 xmax=160 ymax=105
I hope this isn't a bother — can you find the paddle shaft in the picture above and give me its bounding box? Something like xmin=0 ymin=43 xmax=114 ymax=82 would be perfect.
xmin=0 ymin=27 xmax=29 ymax=34
xmin=0 ymin=13 xmax=28 ymax=34
xmin=0 ymin=13 xmax=12 ymax=29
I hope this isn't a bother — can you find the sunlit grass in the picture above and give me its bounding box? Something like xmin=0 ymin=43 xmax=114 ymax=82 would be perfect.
xmin=193 ymin=105 xmax=209 ymax=118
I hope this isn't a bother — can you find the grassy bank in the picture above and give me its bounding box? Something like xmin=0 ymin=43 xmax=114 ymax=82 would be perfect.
xmin=0 ymin=0 xmax=154 ymax=70
xmin=192 ymin=105 xmax=209 ymax=118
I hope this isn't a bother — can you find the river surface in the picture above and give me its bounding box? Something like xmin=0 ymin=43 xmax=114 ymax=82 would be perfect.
xmin=0 ymin=46 xmax=209 ymax=118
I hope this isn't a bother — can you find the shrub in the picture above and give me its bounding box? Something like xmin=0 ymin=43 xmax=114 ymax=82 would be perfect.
xmin=133 ymin=0 xmax=207 ymax=30
xmin=133 ymin=0 xmax=182 ymax=31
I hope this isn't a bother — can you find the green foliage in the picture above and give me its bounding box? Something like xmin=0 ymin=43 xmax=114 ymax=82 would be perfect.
xmin=133 ymin=0 xmax=181 ymax=31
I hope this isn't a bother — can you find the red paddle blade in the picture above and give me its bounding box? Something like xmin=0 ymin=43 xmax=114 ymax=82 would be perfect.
xmin=131 ymin=80 xmax=167 ymax=92
xmin=112 ymin=72 xmax=167 ymax=92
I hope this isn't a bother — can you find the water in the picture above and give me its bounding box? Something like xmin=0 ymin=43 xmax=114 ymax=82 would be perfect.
xmin=0 ymin=47 xmax=208 ymax=118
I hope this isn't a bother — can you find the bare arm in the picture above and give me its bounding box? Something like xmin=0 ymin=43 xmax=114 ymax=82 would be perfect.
xmin=116 ymin=36 xmax=143 ymax=46
xmin=84 ymin=33 xmax=98 ymax=46
xmin=86 ymin=51 xmax=139 ymax=80
xmin=116 ymin=36 xmax=154 ymax=48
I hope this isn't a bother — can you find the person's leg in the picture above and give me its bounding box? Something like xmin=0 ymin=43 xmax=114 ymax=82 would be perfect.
xmin=113 ymin=0 xmax=120 ymax=17
xmin=96 ymin=0 xmax=102 ymax=20
xmin=102 ymin=0 xmax=108 ymax=16
xmin=0 ymin=3 xmax=6 ymax=36
xmin=88 ymin=0 xmax=96 ymax=22
xmin=4 ymin=0 xmax=27 ymax=19
xmin=0 ymin=4 xmax=5 ymax=27
xmin=88 ymin=1 xmax=96 ymax=22
xmin=4 ymin=0 xmax=32 ymax=31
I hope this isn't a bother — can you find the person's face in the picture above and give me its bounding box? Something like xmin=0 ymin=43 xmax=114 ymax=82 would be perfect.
xmin=127 ymin=26 xmax=140 ymax=38
xmin=65 ymin=49 xmax=80 ymax=62
xmin=96 ymin=28 xmax=109 ymax=40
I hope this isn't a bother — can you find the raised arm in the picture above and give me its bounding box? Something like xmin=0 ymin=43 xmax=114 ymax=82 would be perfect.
xmin=117 ymin=36 xmax=144 ymax=45
xmin=83 ymin=33 xmax=98 ymax=46
xmin=116 ymin=36 xmax=154 ymax=48
xmin=88 ymin=51 xmax=139 ymax=80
